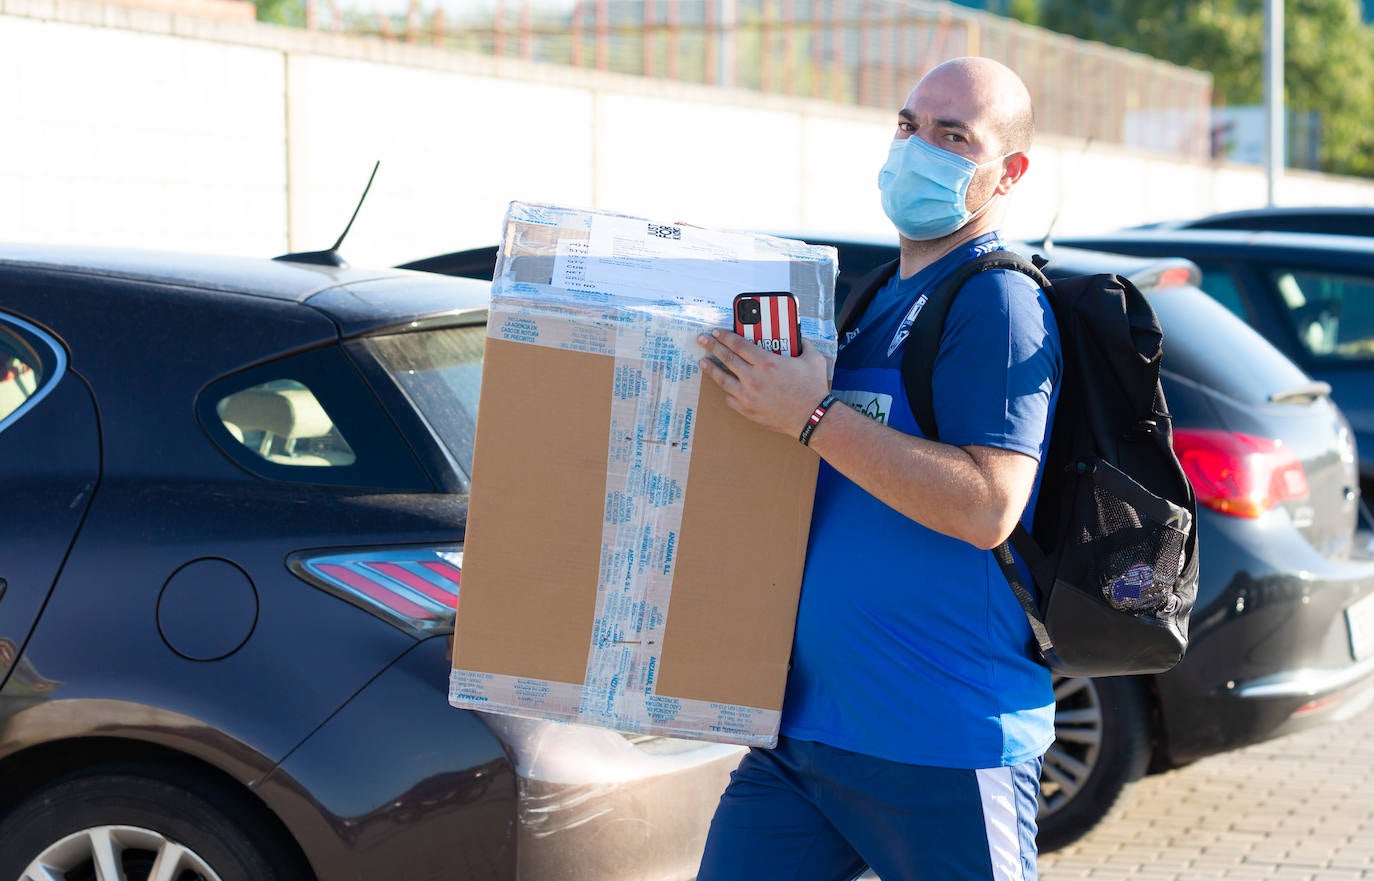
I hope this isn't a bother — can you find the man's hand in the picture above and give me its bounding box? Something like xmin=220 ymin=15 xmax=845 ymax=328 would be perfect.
xmin=697 ymin=329 xmax=831 ymax=438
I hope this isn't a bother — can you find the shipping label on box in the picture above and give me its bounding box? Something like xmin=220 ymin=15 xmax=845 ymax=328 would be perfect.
xmin=450 ymin=202 xmax=837 ymax=746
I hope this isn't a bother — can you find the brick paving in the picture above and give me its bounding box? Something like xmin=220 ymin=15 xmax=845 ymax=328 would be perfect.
xmin=1038 ymin=700 xmax=1374 ymax=880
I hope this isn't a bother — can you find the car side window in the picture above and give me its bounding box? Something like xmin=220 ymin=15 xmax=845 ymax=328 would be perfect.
xmin=199 ymin=346 xmax=434 ymax=491
xmin=216 ymin=380 xmax=356 ymax=467
xmin=0 ymin=343 xmax=38 ymax=424
xmin=1190 ymin=262 xmax=1248 ymax=320
xmin=0 ymin=317 xmax=62 ymax=429
xmin=1272 ymin=269 xmax=1374 ymax=360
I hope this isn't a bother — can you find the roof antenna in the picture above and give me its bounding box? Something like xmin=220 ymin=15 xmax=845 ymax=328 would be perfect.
xmin=274 ymin=161 xmax=380 ymax=268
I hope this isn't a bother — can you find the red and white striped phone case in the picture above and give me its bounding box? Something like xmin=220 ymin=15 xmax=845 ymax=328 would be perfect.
xmin=733 ymin=292 xmax=801 ymax=357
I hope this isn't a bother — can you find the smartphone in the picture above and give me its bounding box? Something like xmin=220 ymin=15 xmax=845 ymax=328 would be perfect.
xmin=733 ymin=292 xmax=802 ymax=357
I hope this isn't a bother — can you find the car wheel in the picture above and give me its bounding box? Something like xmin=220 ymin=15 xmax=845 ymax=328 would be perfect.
xmin=1036 ymin=674 xmax=1152 ymax=853
xmin=0 ymin=767 xmax=295 ymax=881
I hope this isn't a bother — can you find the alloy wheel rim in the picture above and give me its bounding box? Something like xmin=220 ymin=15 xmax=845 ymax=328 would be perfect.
xmin=1039 ymin=675 xmax=1103 ymax=818
xmin=22 ymin=824 xmax=224 ymax=881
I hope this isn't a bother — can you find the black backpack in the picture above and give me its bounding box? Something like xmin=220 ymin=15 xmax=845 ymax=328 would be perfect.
xmin=837 ymin=251 xmax=1200 ymax=677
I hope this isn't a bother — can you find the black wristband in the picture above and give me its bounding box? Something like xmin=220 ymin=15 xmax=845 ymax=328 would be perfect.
xmin=799 ymin=393 xmax=838 ymax=446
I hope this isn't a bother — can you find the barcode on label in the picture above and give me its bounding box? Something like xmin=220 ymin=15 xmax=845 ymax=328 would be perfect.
xmin=647 ymin=223 xmax=681 ymax=240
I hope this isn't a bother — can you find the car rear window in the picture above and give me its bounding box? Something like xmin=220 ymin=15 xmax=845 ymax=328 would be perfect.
xmin=1148 ymin=285 xmax=1316 ymax=406
xmin=361 ymin=326 xmax=484 ymax=478
xmin=1189 ymin=262 xmax=1248 ymax=319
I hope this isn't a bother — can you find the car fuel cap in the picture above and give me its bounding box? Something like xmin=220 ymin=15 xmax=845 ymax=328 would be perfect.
xmin=157 ymin=558 xmax=259 ymax=661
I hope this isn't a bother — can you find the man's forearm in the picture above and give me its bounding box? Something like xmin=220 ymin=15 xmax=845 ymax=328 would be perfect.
xmin=804 ymin=401 xmax=1035 ymax=550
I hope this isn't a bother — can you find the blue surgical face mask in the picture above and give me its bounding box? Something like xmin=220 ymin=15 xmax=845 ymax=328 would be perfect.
xmin=878 ymin=136 xmax=1007 ymax=242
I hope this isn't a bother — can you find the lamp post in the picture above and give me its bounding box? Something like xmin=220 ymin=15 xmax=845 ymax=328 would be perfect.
xmin=1263 ymin=0 xmax=1283 ymax=206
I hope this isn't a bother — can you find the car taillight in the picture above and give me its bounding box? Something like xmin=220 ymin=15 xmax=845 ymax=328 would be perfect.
xmin=1153 ymin=266 xmax=1195 ymax=289
xmin=1172 ymin=429 xmax=1310 ymax=518
xmin=288 ymin=546 xmax=461 ymax=636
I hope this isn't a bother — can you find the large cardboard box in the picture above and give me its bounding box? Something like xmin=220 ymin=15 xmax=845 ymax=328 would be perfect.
xmin=449 ymin=203 xmax=837 ymax=746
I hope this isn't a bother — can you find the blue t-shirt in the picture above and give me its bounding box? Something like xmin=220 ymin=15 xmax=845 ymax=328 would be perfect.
xmin=779 ymin=233 xmax=1062 ymax=768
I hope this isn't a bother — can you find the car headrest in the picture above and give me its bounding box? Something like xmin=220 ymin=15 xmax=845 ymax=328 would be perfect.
xmin=218 ymin=388 xmax=335 ymax=439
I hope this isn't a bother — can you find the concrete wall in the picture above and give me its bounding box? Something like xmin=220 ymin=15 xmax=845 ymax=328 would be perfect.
xmin=3 ymin=0 xmax=1373 ymax=270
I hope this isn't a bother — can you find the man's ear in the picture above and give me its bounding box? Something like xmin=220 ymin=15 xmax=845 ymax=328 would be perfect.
xmin=999 ymin=152 xmax=1030 ymax=192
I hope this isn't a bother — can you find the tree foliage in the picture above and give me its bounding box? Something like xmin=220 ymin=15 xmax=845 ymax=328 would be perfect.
xmin=254 ymin=0 xmax=305 ymax=28
xmin=1016 ymin=0 xmax=1374 ymax=177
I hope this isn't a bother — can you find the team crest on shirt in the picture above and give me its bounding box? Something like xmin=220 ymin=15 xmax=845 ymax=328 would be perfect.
xmin=884 ymin=239 xmax=1007 ymax=358
xmin=832 ymin=390 xmax=893 ymax=425
xmin=887 ymin=294 xmax=929 ymax=358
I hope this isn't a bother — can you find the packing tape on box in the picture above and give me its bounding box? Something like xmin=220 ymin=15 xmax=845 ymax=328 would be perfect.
xmin=450 ymin=670 xmax=782 ymax=744
xmin=461 ymin=293 xmax=782 ymax=745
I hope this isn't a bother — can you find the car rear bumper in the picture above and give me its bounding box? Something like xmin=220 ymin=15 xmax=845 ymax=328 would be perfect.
xmin=1229 ymin=654 xmax=1374 ymax=700
xmin=1156 ymin=513 xmax=1374 ymax=766
xmin=1155 ymin=663 xmax=1374 ymax=769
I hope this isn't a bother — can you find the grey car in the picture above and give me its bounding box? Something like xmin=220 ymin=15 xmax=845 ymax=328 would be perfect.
xmin=1053 ymin=229 xmax=1374 ymax=502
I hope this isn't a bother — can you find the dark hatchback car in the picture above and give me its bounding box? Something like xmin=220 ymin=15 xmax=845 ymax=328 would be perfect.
xmin=407 ymin=239 xmax=1374 ymax=851
xmin=1141 ymin=205 xmax=1374 ymax=238
xmin=0 ymin=245 xmax=745 ymax=880
xmin=1054 ymin=229 xmax=1374 ymax=502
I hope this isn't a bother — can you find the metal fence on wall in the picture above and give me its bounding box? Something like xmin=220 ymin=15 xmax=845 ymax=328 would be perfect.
xmin=310 ymin=0 xmax=1214 ymax=160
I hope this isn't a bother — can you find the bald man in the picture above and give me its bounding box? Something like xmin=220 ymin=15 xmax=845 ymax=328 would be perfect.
xmin=695 ymin=58 xmax=1060 ymax=881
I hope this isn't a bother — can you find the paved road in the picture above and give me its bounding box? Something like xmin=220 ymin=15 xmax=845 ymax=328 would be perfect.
xmin=1038 ymin=699 xmax=1374 ymax=880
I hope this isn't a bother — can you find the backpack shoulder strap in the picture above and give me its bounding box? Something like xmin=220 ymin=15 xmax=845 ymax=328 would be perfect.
xmin=836 ymin=258 xmax=900 ymax=334
xmin=902 ymin=250 xmax=1048 ymax=441
xmin=898 ymin=250 xmax=1059 ymax=661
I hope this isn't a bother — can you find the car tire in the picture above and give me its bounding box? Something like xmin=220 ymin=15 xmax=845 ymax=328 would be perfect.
xmin=1036 ymin=674 xmax=1153 ymax=853
xmin=0 ymin=765 xmax=296 ymax=881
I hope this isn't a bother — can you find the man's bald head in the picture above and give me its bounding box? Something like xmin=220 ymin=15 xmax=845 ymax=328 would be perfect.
xmin=917 ymin=57 xmax=1035 ymax=155
xmin=885 ymin=56 xmax=1036 ymax=251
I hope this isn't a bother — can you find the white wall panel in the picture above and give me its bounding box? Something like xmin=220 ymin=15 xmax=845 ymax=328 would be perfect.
xmin=796 ymin=114 xmax=893 ymax=240
xmin=0 ymin=14 xmax=286 ymax=254
xmin=592 ymin=94 xmax=805 ymax=233
xmin=2 ymin=1 xmax=1372 ymax=271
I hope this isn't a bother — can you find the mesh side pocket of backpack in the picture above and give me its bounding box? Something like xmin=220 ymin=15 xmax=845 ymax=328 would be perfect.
xmin=1079 ymin=459 xmax=1190 ymax=617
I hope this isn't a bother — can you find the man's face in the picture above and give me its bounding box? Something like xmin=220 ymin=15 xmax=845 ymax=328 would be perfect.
xmin=894 ymin=71 xmax=1009 ymax=212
